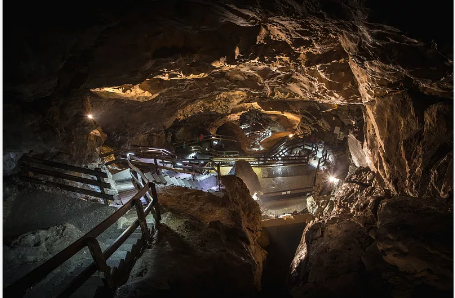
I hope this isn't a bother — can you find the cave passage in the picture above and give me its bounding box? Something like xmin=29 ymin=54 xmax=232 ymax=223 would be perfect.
xmin=3 ymin=1 xmax=453 ymax=298
xmin=259 ymin=223 xmax=307 ymax=298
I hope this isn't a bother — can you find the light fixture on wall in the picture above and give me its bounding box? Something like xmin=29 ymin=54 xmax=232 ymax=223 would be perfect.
xmin=329 ymin=176 xmax=339 ymax=183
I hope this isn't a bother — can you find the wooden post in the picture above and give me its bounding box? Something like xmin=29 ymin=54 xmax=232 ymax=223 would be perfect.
xmin=217 ymin=163 xmax=221 ymax=191
xmin=95 ymin=168 xmax=108 ymax=205
xmin=150 ymin=182 xmax=161 ymax=222
xmin=134 ymin=200 xmax=152 ymax=242
xmin=85 ymin=237 xmax=115 ymax=291
xmin=140 ymin=177 xmax=151 ymax=204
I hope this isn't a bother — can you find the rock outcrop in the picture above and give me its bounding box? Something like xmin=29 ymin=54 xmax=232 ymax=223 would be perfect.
xmin=289 ymin=168 xmax=453 ymax=298
xmin=4 ymin=223 xmax=88 ymax=293
xmin=234 ymin=160 xmax=263 ymax=195
xmin=115 ymin=176 xmax=266 ymax=297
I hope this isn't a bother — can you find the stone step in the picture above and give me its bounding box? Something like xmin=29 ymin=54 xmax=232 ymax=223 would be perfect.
xmin=157 ymin=174 xmax=167 ymax=184
xmin=170 ymin=177 xmax=179 ymax=186
xmin=163 ymin=175 xmax=173 ymax=184
xmin=111 ymin=169 xmax=131 ymax=182
xmin=151 ymin=173 xmax=160 ymax=183
xmin=105 ymin=237 xmax=139 ymax=246
xmin=144 ymin=172 xmax=154 ymax=182
xmin=106 ymin=257 xmax=123 ymax=269
xmin=181 ymin=179 xmax=191 ymax=188
xmin=188 ymin=180 xmax=198 ymax=189
xmin=177 ymin=178 xmax=187 ymax=187
xmin=116 ymin=181 xmax=135 ymax=192
xmin=104 ymin=241 xmax=135 ymax=251
xmin=172 ymin=178 xmax=182 ymax=187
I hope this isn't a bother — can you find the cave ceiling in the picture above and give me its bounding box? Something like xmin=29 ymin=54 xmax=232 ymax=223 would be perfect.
xmin=3 ymin=0 xmax=453 ymax=167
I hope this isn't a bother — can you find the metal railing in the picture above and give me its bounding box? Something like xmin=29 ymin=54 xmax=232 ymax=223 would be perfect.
xmin=261 ymin=186 xmax=313 ymax=201
xmin=172 ymin=134 xmax=238 ymax=148
xmin=101 ymin=147 xmax=176 ymax=160
xmin=4 ymin=180 xmax=160 ymax=298
xmin=103 ymin=148 xmax=218 ymax=176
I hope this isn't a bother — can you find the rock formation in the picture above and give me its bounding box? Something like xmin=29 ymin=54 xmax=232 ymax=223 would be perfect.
xmin=3 ymin=0 xmax=453 ymax=297
xmin=289 ymin=168 xmax=453 ymax=298
xmin=115 ymin=176 xmax=266 ymax=297
xmin=233 ymin=160 xmax=263 ymax=195
xmin=5 ymin=1 xmax=452 ymax=172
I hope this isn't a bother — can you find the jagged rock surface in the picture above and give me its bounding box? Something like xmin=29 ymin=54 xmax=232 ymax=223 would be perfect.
xmin=234 ymin=160 xmax=263 ymax=195
xmin=289 ymin=168 xmax=453 ymax=298
xmin=115 ymin=176 xmax=266 ymax=297
xmin=3 ymin=1 xmax=453 ymax=297
xmin=5 ymin=1 xmax=452 ymax=187
xmin=3 ymin=224 xmax=89 ymax=291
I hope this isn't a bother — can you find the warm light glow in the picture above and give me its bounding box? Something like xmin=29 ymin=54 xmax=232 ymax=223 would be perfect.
xmin=329 ymin=176 xmax=339 ymax=183
xmin=252 ymin=192 xmax=259 ymax=200
xmin=289 ymin=133 xmax=294 ymax=138
xmin=87 ymin=114 xmax=93 ymax=119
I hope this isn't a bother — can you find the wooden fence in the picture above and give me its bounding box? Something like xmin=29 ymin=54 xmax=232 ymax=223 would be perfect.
xmin=4 ymin=181 xmax=160 ymax=297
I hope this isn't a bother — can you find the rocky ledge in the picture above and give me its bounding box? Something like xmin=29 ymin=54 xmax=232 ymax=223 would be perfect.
xmin=115 ymin=176 xmax=266 ymax=298
xmin=289 ymin=167 xmax=453 ymax=298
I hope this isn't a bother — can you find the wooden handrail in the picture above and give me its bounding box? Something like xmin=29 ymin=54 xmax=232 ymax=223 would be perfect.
xmin=21 ymin=165 xmax=111 ymax=188
xmin=20 ymin=175 xmax=114 ymax=201
xmin=56 ymin=193 xmax=156 ymax=298
xmin=21 ymin=156 xmax=108 ymax=178
xmin=4 ymin=183 xmax=154 ymax=297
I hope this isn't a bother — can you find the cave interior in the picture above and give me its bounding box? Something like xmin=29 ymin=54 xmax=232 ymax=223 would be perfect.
xmin=2 ymin=1 xmax=454 ymax=298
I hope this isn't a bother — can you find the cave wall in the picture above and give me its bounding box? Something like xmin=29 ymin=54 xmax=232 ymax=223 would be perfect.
xmin=289 ymin=168 xmax=453 ymax=298
xmin=3 ymin=1 xmax=453 ymax=297
xmin=5 ymin=1 xmax=452 ymax=196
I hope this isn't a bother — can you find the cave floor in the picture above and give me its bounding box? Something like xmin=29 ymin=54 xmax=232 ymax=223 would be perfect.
xmin=260 ymin=196 xmax=307 ymax=218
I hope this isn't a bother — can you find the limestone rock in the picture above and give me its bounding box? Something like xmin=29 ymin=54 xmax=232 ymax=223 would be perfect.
xmin=233 ymin=160 xmax=263 ymax=195
xmin=116 ymin=178 xmax=266 ymax=297
xmin=289 ymin=168 xmax=453 ymax=297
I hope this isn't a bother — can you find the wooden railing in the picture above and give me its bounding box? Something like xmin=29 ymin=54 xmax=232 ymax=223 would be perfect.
xmin=20 ymin=156 xmax=114 ymax=204
xmin=4 ymin=181 xmax=160 ymax=298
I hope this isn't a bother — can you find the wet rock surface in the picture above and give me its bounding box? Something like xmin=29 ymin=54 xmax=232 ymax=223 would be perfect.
xmin=116 ymin=176 xmax=266 ymax=298
xmin=289 ymin=168 xmax=453 ymax=298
